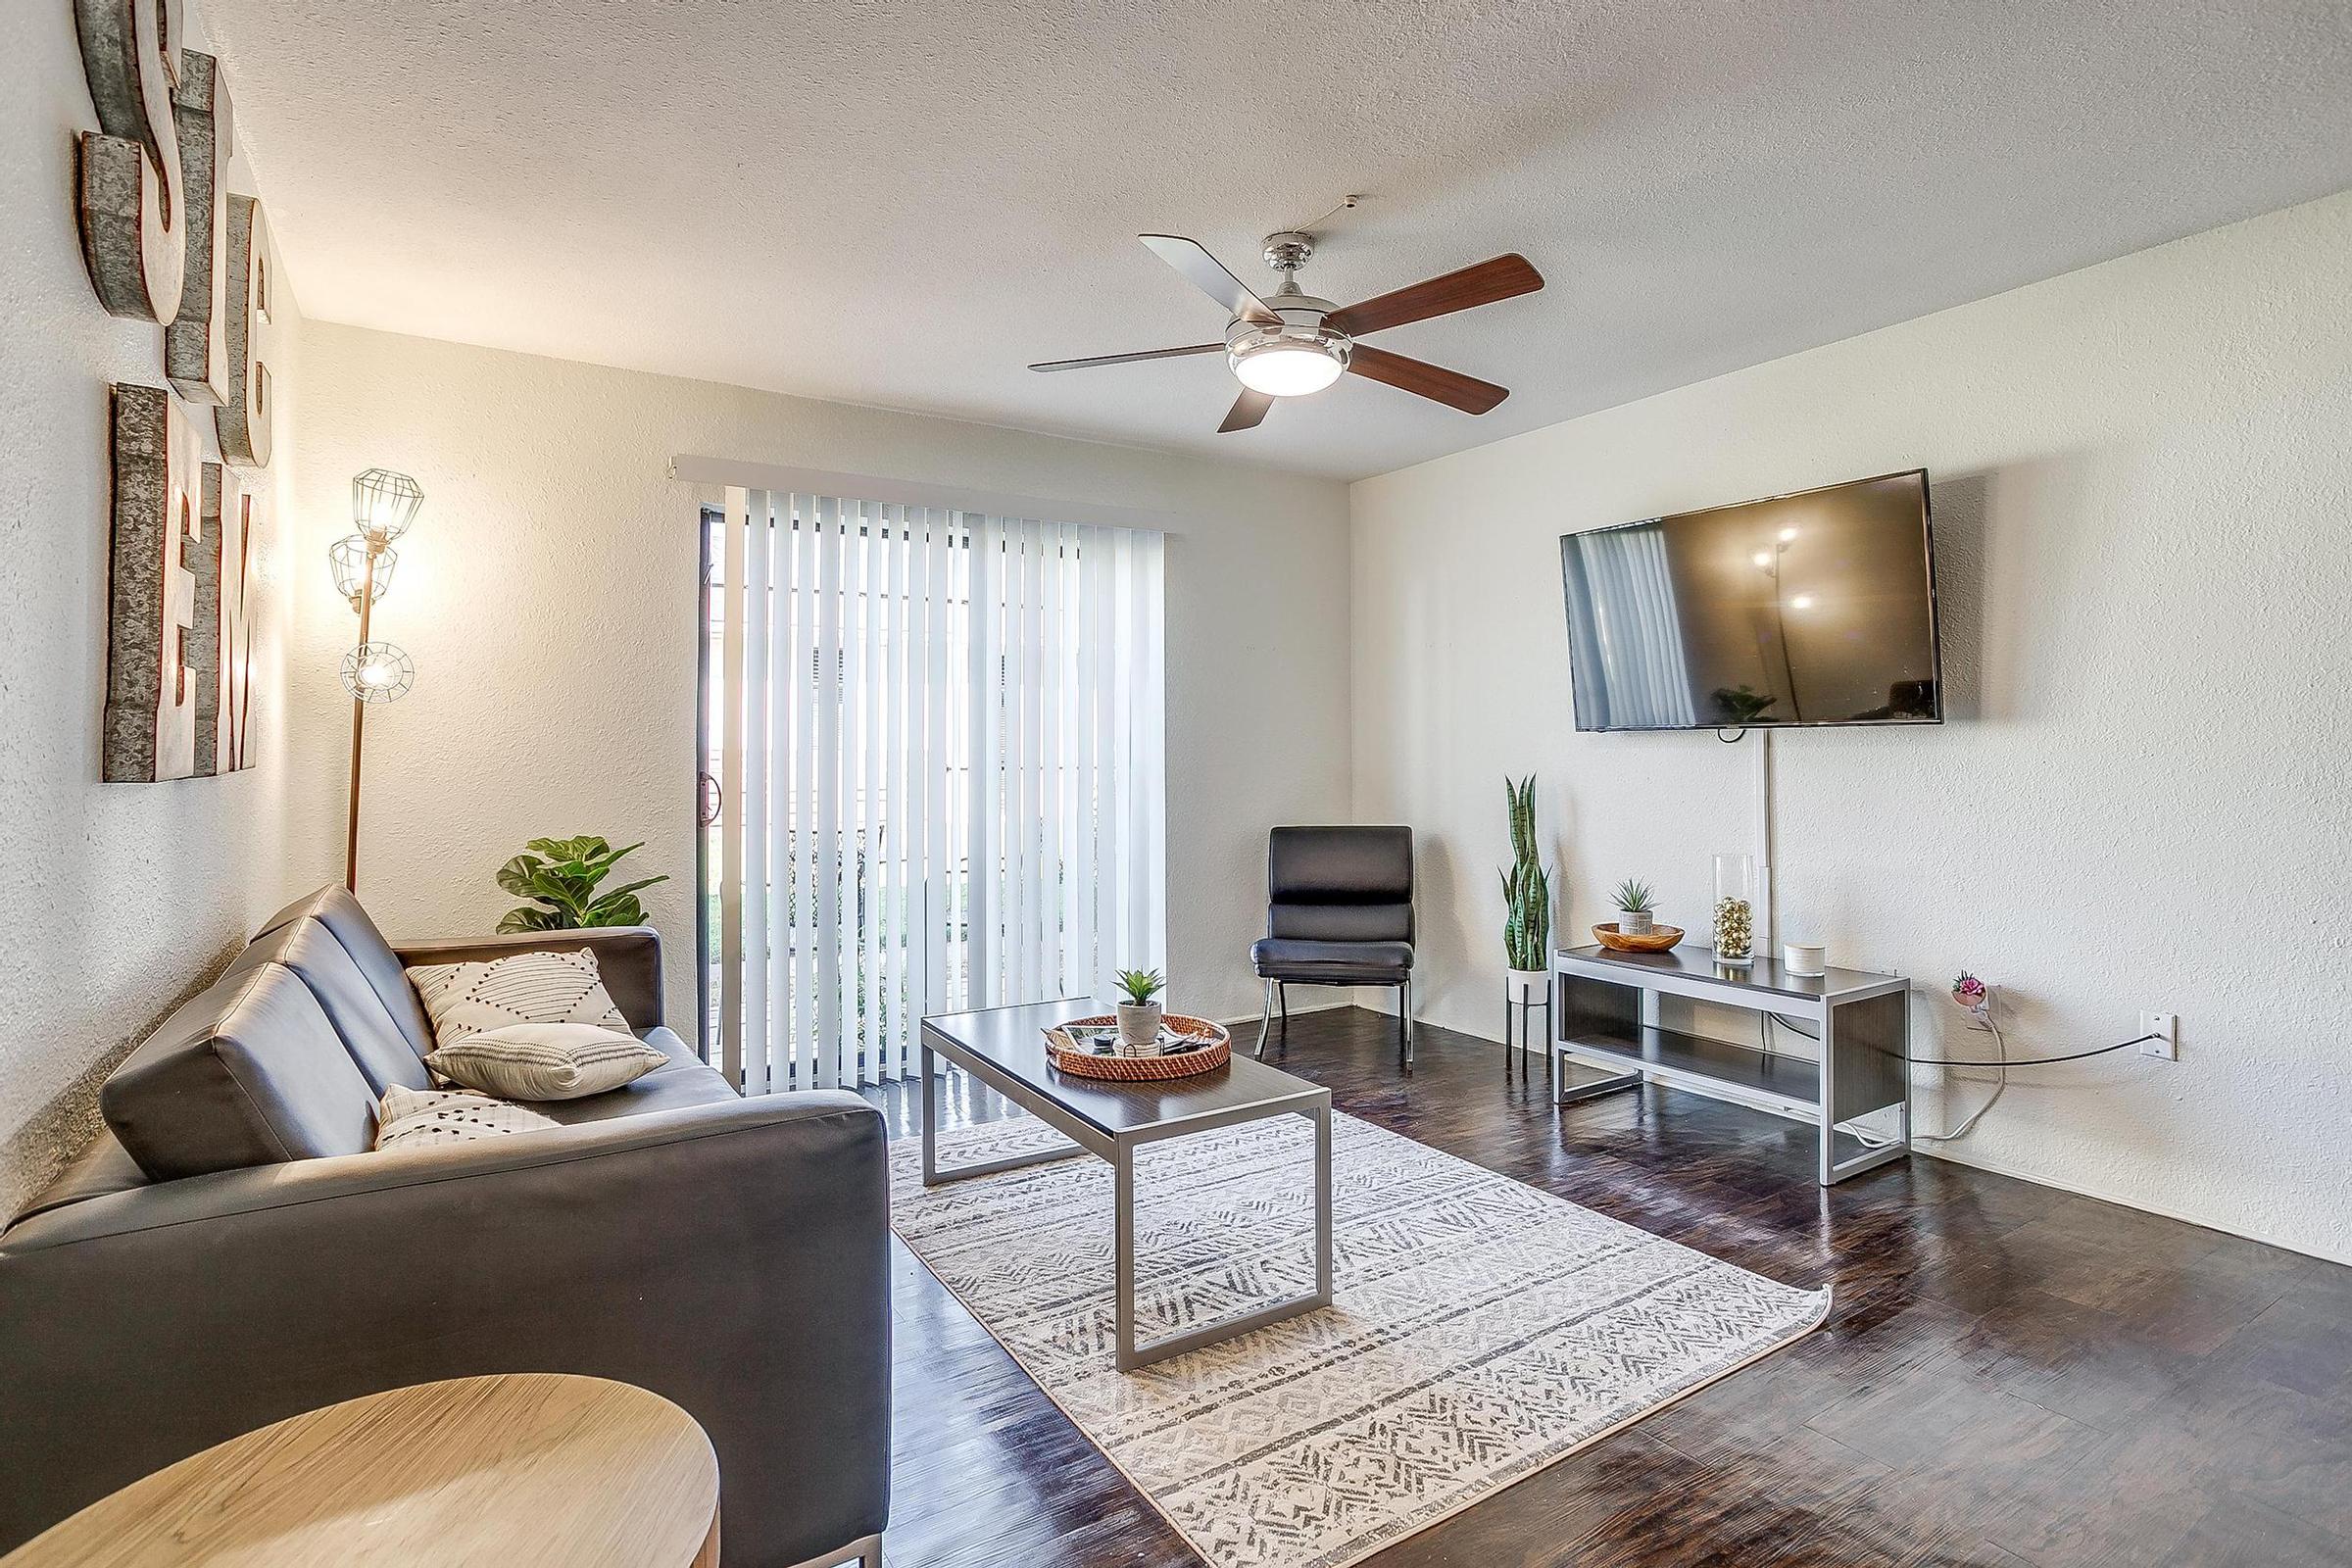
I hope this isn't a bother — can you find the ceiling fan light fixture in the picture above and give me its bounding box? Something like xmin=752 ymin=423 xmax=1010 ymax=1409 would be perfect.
xmin=1227 ymin=321 xmax=1351 ymax=396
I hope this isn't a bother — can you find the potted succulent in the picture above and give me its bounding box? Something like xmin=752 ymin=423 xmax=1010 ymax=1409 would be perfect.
xmin=1611 ymin=878 xmax=1656 ymax=936
xmin=1114 ymin=968 xmax=1166 ymax=1054
xmin=1499 ymin=775 xmax=1553 ymax=1004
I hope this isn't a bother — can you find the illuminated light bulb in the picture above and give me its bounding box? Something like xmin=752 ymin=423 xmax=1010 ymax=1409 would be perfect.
xmin=1779 ymin=526 xmax=1799 ymax=542
xmin=1789 ymin=594 xmax=1815 ymax=610
xmin=340 ymin=641 xmax=415 ymax=704
xmin=1232 ymin=345 xmax=1345 ymax=396
xmin=1752 ymin=551 xmax=1773 ymax=568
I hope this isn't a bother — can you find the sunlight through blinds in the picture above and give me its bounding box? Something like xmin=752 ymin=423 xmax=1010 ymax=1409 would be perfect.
xmin=712 ymin=489 xmax=1166 ymax=1090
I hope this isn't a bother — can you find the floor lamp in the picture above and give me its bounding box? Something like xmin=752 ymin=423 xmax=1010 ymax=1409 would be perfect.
xmin=335 ymin=468 xmax=423 ymax=892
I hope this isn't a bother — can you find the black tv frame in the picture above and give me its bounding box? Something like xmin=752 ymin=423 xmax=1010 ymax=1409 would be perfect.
xmin=1560 ymin=466 xmax=1943 ymax=732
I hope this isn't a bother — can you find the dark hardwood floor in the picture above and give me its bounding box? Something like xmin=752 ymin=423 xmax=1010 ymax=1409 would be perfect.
xmin=869 ymin=1006 xmax=2352 ymax=1567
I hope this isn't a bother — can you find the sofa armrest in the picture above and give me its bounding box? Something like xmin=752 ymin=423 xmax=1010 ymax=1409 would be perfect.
xmin=393 ymin=925 xmax=664 ymax=1030
xmin=0 ymin=1093 xmax=889 ymax=1567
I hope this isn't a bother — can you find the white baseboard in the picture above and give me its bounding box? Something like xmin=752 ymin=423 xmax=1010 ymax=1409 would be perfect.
xmin=1210 ymin=997 xmax=1355 ymax=1030
xmin=1912 ymin=1141 xmax=2348 ymax=1267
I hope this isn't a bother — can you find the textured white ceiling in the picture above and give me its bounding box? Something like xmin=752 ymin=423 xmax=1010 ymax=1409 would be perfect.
xmin=199 ymin=0 xmax=2352 ymax=481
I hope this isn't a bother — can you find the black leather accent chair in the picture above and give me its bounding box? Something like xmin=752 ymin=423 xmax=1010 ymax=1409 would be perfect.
xmin=1250 ymin=826 xmax=1416 ymax=1067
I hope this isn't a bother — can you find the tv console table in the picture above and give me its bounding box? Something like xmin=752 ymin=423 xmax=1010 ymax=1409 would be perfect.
xmin=1549 ymin=944 xmax=1912 ymax=1185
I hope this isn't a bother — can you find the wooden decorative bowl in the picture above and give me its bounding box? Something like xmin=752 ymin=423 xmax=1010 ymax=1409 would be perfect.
xmin=1046 ymin=1014 xmax=1232 ymax=1081
xmin=1593 ymin=922 xmax=1683 ymax=953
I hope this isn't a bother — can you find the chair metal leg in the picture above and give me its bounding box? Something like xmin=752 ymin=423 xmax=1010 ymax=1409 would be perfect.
xmin=1254 ymin=978 xmax=1275 ymax=1058
xmin=1277 ymin=981 xmax=1290 ymax=1057
xmin=1398 ymin=979 xmax=1414 ymax=1071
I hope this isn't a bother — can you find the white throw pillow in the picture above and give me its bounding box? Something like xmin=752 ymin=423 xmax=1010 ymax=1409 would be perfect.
xmin=373 ymin=1085 xmax=558 ymax=1152
xmin=407 ymin=948 xmax=629 ymax=1051
xmin=426 ymin=1022 xmax=668 ymax=1102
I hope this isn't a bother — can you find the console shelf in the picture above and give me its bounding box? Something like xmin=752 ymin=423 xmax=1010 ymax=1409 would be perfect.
xmin=1549 ymin=944 xmax=1913 ymax=1186
xmin=1558 ymin=1021 xmax=1819 ymax=1117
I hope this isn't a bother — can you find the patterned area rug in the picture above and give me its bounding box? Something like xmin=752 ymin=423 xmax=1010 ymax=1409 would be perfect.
xmin=891 ymin=1111 xmax=1829 ymax=1568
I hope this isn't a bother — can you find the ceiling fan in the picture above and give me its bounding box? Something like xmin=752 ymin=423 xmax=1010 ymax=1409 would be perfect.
xmin=1029 ymin=230 xmax=1544 ymax=432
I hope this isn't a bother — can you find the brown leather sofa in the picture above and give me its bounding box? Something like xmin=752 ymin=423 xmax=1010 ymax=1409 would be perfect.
xmin=0 ymin=887 xmax=890 ymax=1567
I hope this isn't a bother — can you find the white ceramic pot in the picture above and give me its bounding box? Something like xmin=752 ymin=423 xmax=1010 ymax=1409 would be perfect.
xmin=1618 ymin=908 xmax=1654 ymax=935
xmin=1506 ymin=968 xmax=1549 ymax=1005
xmin=1116 ymin=1001 xmax=1164 ymax=1054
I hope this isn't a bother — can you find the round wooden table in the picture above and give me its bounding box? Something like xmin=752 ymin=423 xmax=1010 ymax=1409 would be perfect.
xmin=1 ymin=1374 xmax=720 ymax=1567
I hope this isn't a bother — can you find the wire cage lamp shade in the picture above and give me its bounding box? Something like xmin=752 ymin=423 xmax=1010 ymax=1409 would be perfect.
xmin=328 ymin=535 xmax=398 ymax=608
xmin=341 ymin=641 xmax=416 ymax=704
xmin=352 ymin=468 xmax=424 ymax=546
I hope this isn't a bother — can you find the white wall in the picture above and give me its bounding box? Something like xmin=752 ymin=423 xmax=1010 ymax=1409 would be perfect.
xmin=1350 ymin=191 xmax=2352 ymax=1263
xmin=1 ymin=5 xmax=309 ymax=1217
xmin=283 ymin=323 xmax=1352 ymax=1033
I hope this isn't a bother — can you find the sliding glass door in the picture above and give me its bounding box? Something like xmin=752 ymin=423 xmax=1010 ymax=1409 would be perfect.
xmin=701 ymin=489 xmax=1166 ymax=1092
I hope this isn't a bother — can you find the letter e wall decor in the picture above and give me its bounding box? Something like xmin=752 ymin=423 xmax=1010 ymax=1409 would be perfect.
xmin=103 ymin=386 xmax=203 ymax=782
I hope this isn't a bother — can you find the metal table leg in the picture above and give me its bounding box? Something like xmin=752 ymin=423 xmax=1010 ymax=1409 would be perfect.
xmin=919 ymin=1040 xmax=1090 ymax=1189
xmin=1112 ymin=1096 xmax=1337 ymax=1372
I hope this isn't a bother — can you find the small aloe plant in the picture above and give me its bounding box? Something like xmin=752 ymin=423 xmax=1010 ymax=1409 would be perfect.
xmin=1115 ymin=968 xmax=1165 ymax=1005
xmin=1612 ymin=878 xmax=1654 ymax=913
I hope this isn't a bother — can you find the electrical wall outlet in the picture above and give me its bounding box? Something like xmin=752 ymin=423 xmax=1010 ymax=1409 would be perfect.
xmin=2139 ymin=1012 xmax=2179 ymax=1060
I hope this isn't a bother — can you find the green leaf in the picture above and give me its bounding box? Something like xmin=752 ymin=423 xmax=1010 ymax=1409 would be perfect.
xmin=496 ymin=906 xmax=564 ymax=934
xmin=495 ymin=855 xmax=546 ymax=897
xmin=583 ymin=896 xmax=645 ymax=928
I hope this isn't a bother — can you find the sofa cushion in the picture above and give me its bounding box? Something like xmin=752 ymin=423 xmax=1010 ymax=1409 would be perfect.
xmin=533 ymin=1027 xmax=740 ymax=1125
xmin=5 ymin=1133 xmax=149 ymax=1228
xmin=1250 ymin=936 xmax=1415 ymax=983
xmin=254 ymin=887 xmax=438 ymax=1059
xmin=371 ymin=1086 xmax=559 ymax=1151
xmin=426 ymin=1023 xmax=668 ymax=1102
xmin=407 ymin=949 xmax=629 ymax=1049
xmin=102 ymin=963 xmax=381 ymax=1180
xmin=228 ymin=917 xmax=432 ymax=1095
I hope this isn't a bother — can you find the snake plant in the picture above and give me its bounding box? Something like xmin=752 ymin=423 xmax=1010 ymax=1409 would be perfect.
xmin=1498 ymin=774 xmax=1553 ymax=972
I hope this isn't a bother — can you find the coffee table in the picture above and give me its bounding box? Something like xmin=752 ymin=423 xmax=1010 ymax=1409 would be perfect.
xmin=920 ymin=999 xmax=1334 ymax=1371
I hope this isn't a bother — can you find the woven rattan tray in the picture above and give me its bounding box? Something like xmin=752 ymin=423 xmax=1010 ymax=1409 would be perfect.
xmin=1044 ymin=1014 xmax=1232 ymax=1081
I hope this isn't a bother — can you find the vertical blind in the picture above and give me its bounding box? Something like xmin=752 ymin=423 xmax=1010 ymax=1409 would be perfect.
xmin=710 ymin=488 xmax=1167 ymax=1091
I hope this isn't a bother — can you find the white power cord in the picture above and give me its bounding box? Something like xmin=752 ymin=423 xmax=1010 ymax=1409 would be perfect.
xmin=1919 ymin=1002 xmax=2008 ymax=1143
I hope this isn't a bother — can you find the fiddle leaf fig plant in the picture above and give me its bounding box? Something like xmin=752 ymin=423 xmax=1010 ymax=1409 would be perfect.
xmin=496 ymin=835 xmax=668 ymax=933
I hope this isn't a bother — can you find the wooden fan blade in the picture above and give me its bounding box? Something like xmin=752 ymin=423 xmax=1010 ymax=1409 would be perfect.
xmin=1141 ymin=234 xmax=1281 ymax=323
xmin=1218 ymin=387 xmax=1275 ymax=432
xmin=1346 ymin=345 xmax=1508 ymax=415
xmin=1030 ymin=344 xmax=1222 ymax=372
xmin=1325 ymin=254 xmax=1544 ymax=338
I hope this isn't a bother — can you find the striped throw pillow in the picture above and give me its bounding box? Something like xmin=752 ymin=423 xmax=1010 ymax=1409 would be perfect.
xmin=426 ymin=1022 xmax=668 ymax=1102
xmin=373 ymin=1085 xmax=558 ymax=1152
xmin=407 ymin=949 xmax=630 ymax=1051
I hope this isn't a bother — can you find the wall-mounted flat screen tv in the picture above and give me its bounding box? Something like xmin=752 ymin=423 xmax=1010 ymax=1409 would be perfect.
xmin=1560 ymin=468 xmax=1941 ymax=731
